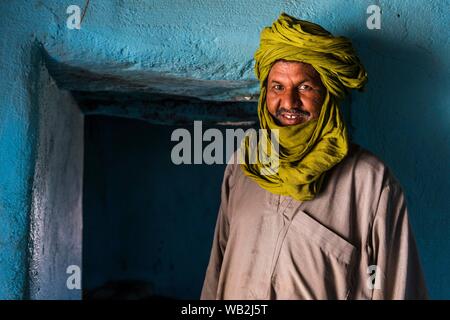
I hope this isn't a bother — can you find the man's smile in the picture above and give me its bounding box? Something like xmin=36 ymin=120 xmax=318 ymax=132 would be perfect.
xmin=276 ymin=109 xmax=311 ymax=126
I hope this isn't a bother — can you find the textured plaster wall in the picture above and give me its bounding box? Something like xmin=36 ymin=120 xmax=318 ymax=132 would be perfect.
xmin=0 ymin=0 xmax=448 ymax=299
xmin=28 ymin=64 xmax=83 ymax=300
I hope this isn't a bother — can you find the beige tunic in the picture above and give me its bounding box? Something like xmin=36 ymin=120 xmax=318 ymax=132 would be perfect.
xmin=201 ymin=144 xmax=428 ymax=300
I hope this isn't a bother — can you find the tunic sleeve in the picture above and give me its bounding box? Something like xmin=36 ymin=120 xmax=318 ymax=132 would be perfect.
xmin=369 ymin=181 xmax=428 ymax=299
xmin=200 ymin=162 xmax=235 ymax=299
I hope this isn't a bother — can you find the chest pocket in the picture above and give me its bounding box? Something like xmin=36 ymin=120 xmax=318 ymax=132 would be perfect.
xmin=271 ymin=209 xmax=357 ymax=300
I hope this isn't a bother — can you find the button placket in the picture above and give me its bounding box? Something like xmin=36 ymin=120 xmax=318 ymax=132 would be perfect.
xmin=266 ymin=196 xmax=294 ymax=296
xmin=268 ymin=197 xmax=305 ymax=297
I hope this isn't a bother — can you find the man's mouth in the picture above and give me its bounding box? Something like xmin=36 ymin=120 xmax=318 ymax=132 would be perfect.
xmin=276 ymin=110 xmax=310 ymax=125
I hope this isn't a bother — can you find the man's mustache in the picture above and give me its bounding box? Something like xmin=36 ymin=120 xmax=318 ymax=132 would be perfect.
xmin=276 ymin=108 xmax=310 ymax=117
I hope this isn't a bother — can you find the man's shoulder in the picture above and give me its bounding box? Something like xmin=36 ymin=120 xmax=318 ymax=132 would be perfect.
xmin=339 ymin=143 xmax=401 ymax=190
xmin=346 ymin=143 xmax=387 ymax=171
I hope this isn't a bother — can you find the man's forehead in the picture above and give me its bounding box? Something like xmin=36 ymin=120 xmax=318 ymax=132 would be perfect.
xmin=268 ymin=60 xmax=320 ymax=82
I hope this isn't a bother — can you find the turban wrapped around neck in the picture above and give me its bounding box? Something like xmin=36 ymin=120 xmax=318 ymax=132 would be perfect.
xmin=240 ymin=13 xmax=368 ymax=201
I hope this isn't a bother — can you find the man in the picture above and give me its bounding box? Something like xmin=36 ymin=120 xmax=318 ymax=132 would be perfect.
xmin=201 ymin=13 xmax=427 ymax=300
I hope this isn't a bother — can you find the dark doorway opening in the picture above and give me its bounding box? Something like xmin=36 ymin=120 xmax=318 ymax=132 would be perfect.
xmin=82 ymin=115 xmax=231 ymax=299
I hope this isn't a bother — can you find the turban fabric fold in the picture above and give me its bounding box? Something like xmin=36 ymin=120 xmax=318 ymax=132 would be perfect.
xmin=240 ymin=13 xmax=368 ymax=201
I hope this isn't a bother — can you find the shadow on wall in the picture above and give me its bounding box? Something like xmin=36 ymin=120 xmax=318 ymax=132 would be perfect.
xmin=346 ymin=33 xmax=449 ymax=298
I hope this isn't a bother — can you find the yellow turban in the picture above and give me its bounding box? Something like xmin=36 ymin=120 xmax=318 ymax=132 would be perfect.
xmin=240 ymin=13 xmax=368 ymax=201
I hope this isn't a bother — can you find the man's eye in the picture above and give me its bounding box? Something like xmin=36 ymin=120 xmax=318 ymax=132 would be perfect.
xmin=299 ymin=84 xmax=312 ymax=91
xmin=273 ymin=85 xmax=283 ymax=91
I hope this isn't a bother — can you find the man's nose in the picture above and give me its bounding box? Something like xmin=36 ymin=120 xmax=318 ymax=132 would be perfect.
xmin=281 ymin=89 xmax=300 ymax=110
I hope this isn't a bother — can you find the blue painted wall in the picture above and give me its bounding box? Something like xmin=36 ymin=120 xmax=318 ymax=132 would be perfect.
xmin=0 ymin=0 xmax=448 ymax=299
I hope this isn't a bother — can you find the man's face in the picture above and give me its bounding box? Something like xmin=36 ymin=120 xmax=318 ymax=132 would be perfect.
xmin=266 ymin=60 xmax=326 ymax=126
